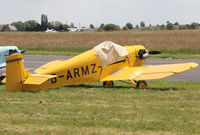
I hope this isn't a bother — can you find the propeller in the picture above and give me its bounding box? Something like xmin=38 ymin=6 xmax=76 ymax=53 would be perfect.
xmin=148 ymin=50 xmax=161 ymax=55
xmin=138 ymin=49 xmax=161 ymax=59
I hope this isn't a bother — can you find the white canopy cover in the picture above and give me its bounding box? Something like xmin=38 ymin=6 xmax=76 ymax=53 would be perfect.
xmin=93 ymin=41 xmax=129 ymax=67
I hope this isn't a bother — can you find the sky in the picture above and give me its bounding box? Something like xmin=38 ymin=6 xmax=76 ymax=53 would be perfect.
xmin=0 ymin=0 xmax=200 ymax=27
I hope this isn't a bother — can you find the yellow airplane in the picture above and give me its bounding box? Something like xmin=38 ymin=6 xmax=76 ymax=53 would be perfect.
xmin=4 ymin=41 xmax=198 ymax=92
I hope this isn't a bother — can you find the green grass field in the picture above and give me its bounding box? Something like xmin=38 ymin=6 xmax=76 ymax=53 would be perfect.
xmin=0 ymin=80 xmax=200 ymax=135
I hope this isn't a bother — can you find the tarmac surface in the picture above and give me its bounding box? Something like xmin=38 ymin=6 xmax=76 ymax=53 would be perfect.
xmin=1 ymin=55 xmax=199 ymax=82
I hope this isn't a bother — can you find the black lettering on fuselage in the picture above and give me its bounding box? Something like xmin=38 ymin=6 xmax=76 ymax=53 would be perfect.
xmin=51 ymin=74 xmax=57 ymax=83
xmin=91 ymin=64 xmax=97 ymax=73
xmin=81 ymin=65 xmax=89 ymax=76
xmin=74 ymin=68 xmax=80 ymax=78
xmin=66 ymin=64 xmax=97 ymax=80
xmin=67 ymin=70 xmax=73 ymax=80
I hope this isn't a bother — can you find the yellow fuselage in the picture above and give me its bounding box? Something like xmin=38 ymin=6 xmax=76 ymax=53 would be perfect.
xmin=23 ymin=45 xmax=146 ymax=91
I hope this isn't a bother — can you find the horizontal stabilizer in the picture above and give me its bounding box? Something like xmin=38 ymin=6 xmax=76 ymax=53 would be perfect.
xmin=101 ymin=62 xmax=198 ymax=81
xmin=23 ymin=74 xmax=56 ymax=85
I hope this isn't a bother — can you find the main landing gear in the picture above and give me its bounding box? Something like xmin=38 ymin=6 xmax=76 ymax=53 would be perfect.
xmin=130 ymin=80 xmax=147 ymax=88
xmin=103 ymin=81 xmax=114 ymax=87
xmin=103 ymin=80 xmax=147 ymax=89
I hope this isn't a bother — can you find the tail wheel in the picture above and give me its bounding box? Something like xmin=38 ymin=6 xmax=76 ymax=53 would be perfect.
xmin=137 ymin=80 xmax=147 ymax=88
xmin=103 ymin=81 xmax=114 ymax=87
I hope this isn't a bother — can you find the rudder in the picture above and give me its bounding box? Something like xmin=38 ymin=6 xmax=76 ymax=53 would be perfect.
xmin=6 ymin=53 xmax=29 ymax=92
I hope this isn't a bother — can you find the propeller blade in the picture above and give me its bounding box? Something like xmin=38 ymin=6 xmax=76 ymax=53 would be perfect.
xmin=149 ymin=50 xmax=161 ymax=55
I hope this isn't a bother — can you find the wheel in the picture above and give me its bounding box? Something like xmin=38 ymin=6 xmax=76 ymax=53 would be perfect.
xmin=103 ymin=81 xmax=114 ymax=87
xmin=136 ymin=80 xmax=147 ymax=88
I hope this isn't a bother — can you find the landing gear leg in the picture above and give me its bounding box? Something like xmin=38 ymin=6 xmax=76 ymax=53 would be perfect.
xmin=103 ymin=81 xmax=114 ymax=87
xmin=130 ymin=80 xmax=147 ymax=88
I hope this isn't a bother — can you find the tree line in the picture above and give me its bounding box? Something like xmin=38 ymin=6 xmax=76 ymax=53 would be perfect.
xmin=1 ymin=14 xmax=200 ymax=32
xmin=8 ymin=14 xmax=70 ymax=32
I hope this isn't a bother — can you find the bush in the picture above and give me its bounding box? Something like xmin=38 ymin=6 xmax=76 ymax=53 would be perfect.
xmin=123 ymin=26 xmax=129 ymax=30
xmin=104 ymin=24 xmax=120 ymax=31
xmin=190 ymin=22 xmax=198 ymax=29
xmin=166 ymin=23 xmax=174 ymax=30
xmin=97 ymin=28 xmax=104 ymax=32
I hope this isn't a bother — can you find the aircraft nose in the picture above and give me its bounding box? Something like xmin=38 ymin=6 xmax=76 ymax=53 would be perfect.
xmin=137 ymin=49 xmax=149 ymax=59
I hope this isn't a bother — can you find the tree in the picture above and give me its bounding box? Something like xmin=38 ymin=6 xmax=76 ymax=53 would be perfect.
xmin=190 ymin=22 xmax=198 ymax=29
xmin=135 ymin=25 xmax=139 ymax=29
xmin=159 ymin=24 xmax=166 ymax=30
xmin=24 ymin=20 xmax=38 ymax=31
xmin=47 ymin=22 xmax=55 ymax=29
xmin=126 ymin=22 xmax=133 ymax=29
xmin=41 ymin=14 xmax=48 ymax=30
xmin=63 ymin=24 xmax=70 ymax=31
xmin=11 ymin=21 xmax=24 ymax=31
xmin=174 ymin=22 xmax=179 ymax=25
xmin=70 ymin=22 xmax=74 ymax=28
xmin=59 ymin=24 xmax=64 ymax=31
xmin=123 ymin=26 xmax=129 ymax=30
xmin=98 ymin=24 xmax=105 ymax=32
xmin=34 ymin=23 xmax=42 ymax=31
xmin=104 ymin=24 xmax=120 ymax=31
xmin=54 ymin=21 xmax=63 ymax=31
xmin=185 ymin=24 xmax=191 ymax=29
xmin=90 ymin=24 xmax=94 ymax=29
xmin=166 ymin=23 xmax=174 ymax=30
xmin=100 ymin=23 xmax=105 ymax=29
xmin=140 ymin=21 xmax=145 ymax=27
xmin=1 ymin=25 xmax=8 ymax=31
xmin=179 ymin=25 xmax=187 ymax=30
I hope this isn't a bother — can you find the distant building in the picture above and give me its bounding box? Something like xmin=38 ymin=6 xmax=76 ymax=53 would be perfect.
xmin=67 ymin=28 xmax=79 ymax=32
xmin=3 ymin=25 xmax=17 ymax=32
xmin=80 ymin=27 xmax=93 ymax=32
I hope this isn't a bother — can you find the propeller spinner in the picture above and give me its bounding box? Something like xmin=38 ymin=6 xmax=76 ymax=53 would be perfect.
xmin=137 ymin=49 xmax=161 ymax=59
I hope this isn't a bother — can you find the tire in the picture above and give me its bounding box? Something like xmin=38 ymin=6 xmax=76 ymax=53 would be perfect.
xmin=136 ymin=80 xmax=147 ymax=88
xmin=103 ymin=81 xmax=114 ymax=87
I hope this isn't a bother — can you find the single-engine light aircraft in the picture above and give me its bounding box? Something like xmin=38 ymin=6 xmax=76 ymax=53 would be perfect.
xmin=4 ymin=41 xmax=198 ymax=92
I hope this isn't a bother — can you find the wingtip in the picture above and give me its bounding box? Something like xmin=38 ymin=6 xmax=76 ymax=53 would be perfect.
xmin=190 ymin=62 xmax=199 ymax=68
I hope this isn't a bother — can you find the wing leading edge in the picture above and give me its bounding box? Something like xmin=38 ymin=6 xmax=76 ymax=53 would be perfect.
xmin=101 ymin=62 xmax=198 ymax=81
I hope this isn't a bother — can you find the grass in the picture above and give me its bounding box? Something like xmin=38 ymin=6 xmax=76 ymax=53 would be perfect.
xmin=0 ymin=80 xmax=200 ymax=135
xmin=25 ymin=47 xmax=200 ymax=59
xmin=26 ymin=47 xmax=90 ymax=56
xmin=0 ymin=30 xmax=200 ymax=58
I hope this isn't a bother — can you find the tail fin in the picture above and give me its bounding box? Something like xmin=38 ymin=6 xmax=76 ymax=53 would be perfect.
xmin=6 ymin=53 xmax=57 ymax=92
xmin=6 ymin=53 xmax=30 ymax=92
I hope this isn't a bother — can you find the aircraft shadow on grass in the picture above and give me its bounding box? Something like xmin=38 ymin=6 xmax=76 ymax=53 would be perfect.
xmin=66 ymin=84 xmax=182 ymax=91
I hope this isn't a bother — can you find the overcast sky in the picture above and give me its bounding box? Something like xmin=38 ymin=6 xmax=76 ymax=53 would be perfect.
xmin=0 ymin=0 xmax=200 ymax=27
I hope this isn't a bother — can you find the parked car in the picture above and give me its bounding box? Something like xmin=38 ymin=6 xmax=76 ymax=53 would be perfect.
xmin=0 ymin=46 xmax=25 ymax=68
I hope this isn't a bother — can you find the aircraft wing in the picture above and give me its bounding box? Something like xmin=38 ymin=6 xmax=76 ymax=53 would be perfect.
xmin=101 ymin=62 xmax=198 ymax=81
